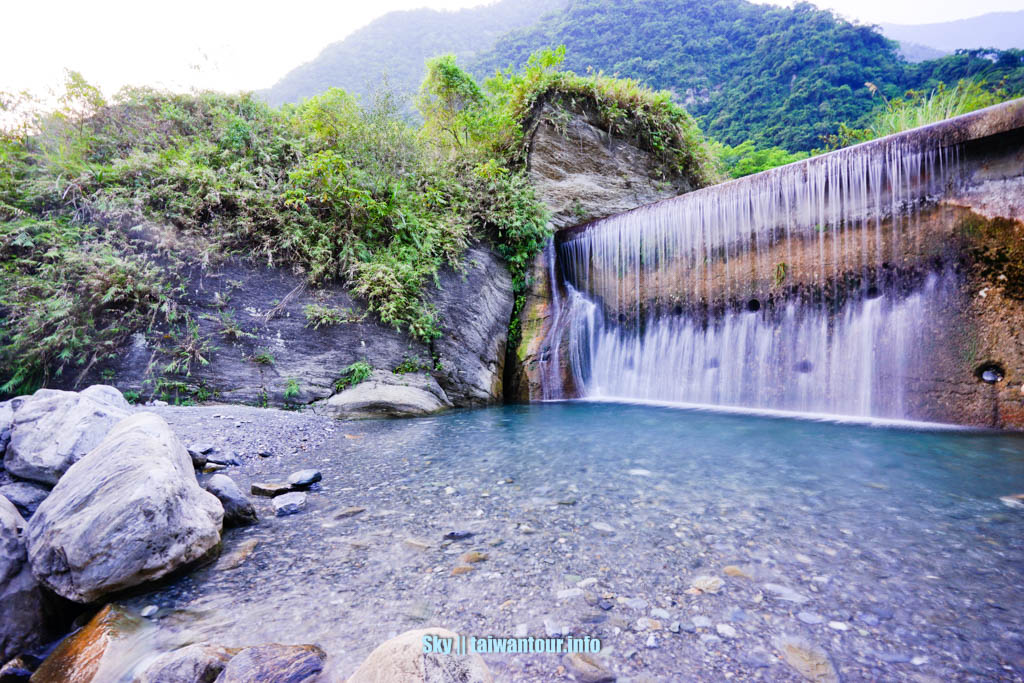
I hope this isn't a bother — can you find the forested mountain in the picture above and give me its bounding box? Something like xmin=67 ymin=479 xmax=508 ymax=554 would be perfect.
xmin=880 ymin=11 xmax=1024 ymax=54
xmin=260 ymin=0 xmax=1024 ymax=153
xmin=259 ymin=0 xmax=566 ymax=107
xmin=470 ymin=0 xmax=1024 ymax=152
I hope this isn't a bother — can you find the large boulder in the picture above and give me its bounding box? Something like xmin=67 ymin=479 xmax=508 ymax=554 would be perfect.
xmin=4 ymin=385 xmax=131 ymax=485
xmin=347 ymin=628 xmax=493 ymax=683
xmin=313 ymin=371 xmax=453 ymax=419
xmin=25 ymin=413 xmax=223 ymax=603
xmin=204 ymin=474 xmax=258 ymax=528
xmin=214 ymin=644 xmax=325 ymax=683
xmin=0 ymin=495 xmax=46 ymax=663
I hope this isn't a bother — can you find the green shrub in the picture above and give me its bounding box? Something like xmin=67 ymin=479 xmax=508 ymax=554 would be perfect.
xmin=302 ymin=303 xmax=355 ymax=329
xmin=335 ymin=360 xmax=372 ymax=391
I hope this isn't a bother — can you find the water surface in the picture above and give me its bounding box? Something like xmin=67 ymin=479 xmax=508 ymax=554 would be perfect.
xmin=127 ymin=403 xmax=1024 ymax=681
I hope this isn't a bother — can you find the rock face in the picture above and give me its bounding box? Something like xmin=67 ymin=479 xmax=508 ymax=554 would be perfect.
xmin=347 ymin=627 xmax=493 ymax=683
xmin=215 ymin=643 xmax=326 ymax=683
xmin=26 ymin=413 xmax=223 ymax=603
xmin=510 ymin=99 xmax=705 ymax=401
xmin=3 ymin=385 xmax=131 ymax=485
xmin=204 ymin=474 xmax=258 ymax=528
xmin=137 ymin=643 xmax=235 ymax=683
xmin=525 ymin=100 xmax=698 ymax=231
xmin=312 ymin=370 xmax=453 ymax=419
xmin=76 ymin=245 xmax=511 ymax=416
xmin=0 ymin=495 xmax=46 ymax=664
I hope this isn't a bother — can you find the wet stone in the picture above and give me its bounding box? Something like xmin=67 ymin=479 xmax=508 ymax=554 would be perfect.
xmin=273 ymin=492 xmax=307 ymax=516
xmin=251 ymin=482 xmax=293 ymax=497
xmin=287 ymin=469 xmax=322 ymax=489
xmin=443 ymin=530 xmax=473 ymax=541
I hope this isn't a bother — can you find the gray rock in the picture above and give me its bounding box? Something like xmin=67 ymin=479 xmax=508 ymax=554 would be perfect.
xmin=140 ymin=605 xmax=159 ymax=618
xmin=0 ymin=482 xmax=49 ymax=518
xmin=207 ymin=453 xmax=242 ymax=467
xmin=4 ymin=386 xmax=130 ymax=485
xmin=716 ymin=623 xmax=738 ymax=638
xmin=137 ymin=643 xmax=234 ymax=683
xmin=203 ymin=475 xmax=258 ymax=528
xmin=312 ymin=371 xmax=453 ymax=419
xmin=273 ymin=492 xmax=307 ymax=517
xmin=0 ymin=495 xmax=46 ymax=663
xmin=346 ymin=628 xmax=492 ymax=683
xmin=25 ymin=413 xmax=224 ymax=603
xmin=692 ymin=616 xmax=712 ymax=628
xmin=216 ymin=643 xmax=325 ymax=683
xmin=205 ymin=474 xmax=257 ymax=528
xmin=187 ymin=443 xmax=215 ymax=469
xmin=287 ymin=469 xmax=322 ymax=488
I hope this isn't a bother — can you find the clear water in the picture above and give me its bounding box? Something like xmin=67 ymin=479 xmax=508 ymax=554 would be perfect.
xmin=115 ymin=403 xmax=1024 ymax=681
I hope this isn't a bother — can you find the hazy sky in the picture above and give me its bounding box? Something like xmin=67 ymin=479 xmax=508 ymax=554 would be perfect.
xmin=3 ymin=0 xmax=1023 ymax=98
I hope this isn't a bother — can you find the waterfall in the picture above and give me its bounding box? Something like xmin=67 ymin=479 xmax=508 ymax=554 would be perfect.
xmin=542 ymin=135 xmax=968 ymax=420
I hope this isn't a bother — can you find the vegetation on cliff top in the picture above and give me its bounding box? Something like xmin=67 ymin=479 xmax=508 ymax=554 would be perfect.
xmin=1 ymin=49 xmax=716 ymax=395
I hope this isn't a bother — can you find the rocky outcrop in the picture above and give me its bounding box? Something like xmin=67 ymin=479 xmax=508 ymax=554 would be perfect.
xmin=347 ymin=628 xmax=492 ymax=683
xmin=26 ymin=413 xmax=223 ymax=603
xmin=3 ymin=385 xmax=131 ymax=485
xmin=78 ymin=244 xmax=511 ymax=416
xmin=137 ymin=643 xmax=235 ymax=683
xmin=511 ymin=99 xmax=707 ymax=401
xmin=525 ymin=100 xmax=698 ymax=231
xmin=312 ymin=370 xmax=453 ymax=419
xmin=0 ymin=495 xmax=46 ymax=664
xmin=204 ymin=474 xmax=258 ymax=528
xmin=215 ymin=643 xmax=326 ymax=683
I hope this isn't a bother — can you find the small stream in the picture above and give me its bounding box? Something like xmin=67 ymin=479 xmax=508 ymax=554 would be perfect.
xmin=110 ymin=402 xmax=1024 ymax=681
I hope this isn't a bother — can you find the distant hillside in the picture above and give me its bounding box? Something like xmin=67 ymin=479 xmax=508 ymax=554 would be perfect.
xmin=470 ymin=0 xmax=1024 ymax=152
xmin=880 ymin=11 xmax=1024 ymax=55
xmin=259 ymin=0 xmax=566 ymax=107
xmin=471 ymin=0 xmax=908 ymax=152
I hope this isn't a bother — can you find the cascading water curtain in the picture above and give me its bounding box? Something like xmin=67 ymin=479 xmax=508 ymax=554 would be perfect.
xmin=545 ymin=136 xmax=965 ymax=419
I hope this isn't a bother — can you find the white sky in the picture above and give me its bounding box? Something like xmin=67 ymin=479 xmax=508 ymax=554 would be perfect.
xmin=3 ymin=0 xmax=1023 ymax=98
